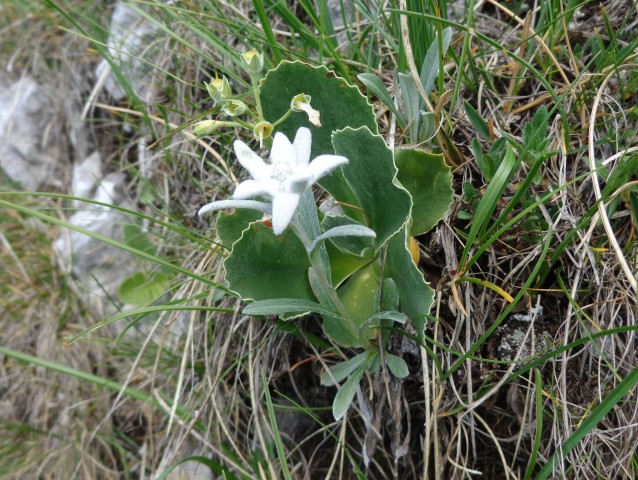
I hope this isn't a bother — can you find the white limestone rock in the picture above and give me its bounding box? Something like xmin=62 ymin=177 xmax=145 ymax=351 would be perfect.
xmin=0 ymin=75 xmax=63 ymax=191
xmin=95 ymin=1 xmax=163 ymax=103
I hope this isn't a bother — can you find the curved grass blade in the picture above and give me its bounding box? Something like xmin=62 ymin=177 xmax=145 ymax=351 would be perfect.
xmin=535 ymin=366 xmax=638 ymax=480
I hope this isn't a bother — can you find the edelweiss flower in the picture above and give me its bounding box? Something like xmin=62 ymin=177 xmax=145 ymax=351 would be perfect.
xmin=198 ymin=127 xmax=348 ymax=235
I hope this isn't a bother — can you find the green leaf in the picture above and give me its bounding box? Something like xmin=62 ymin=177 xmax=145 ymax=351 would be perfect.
xmin=418 ymin=111 xmax=435 ymax=142
xmin=385 ymin=353 xmax=409 ymax=379
xmin=119 ymin=271 xmax=173 ymax=306
xmin=123 ymin=223 xmax=156 ymax=255
xmin=398 ymin=72 xmax=421 ymax=141
xmin=321 ymin=215 xmax=376 ymax=256
xmin=464 ymin=142 xmax=518 ymax=251
xmin=333 ymin=363 xmax=366 ymax=420
xmin=522 ymin=105 xmax=549 ymax=152
xmin=260 ymin=61 xmax=377 ymax=158
xmin=419 ymin=28 xmax=453 ymax=96
xmin=368 ymin=311 xmax=409 ymax=323
xmin=358 ymin=310 xmax=409 ymax=347
xmin=395 ymin=148 xmax=453 ymax=236
xmin=243 ymin=298 xmax=337 ymax=317
xmin=464 ymin=101 xmax=490 ymax=141
xmin=323 ymin=261 xmax=380 ymax=347
xmin=325 ymin=241 xmax=371 ymax=286
xmin=535 ymin=365 xmax=638 ymax=480
xmin=321 ymin=351 xmax=369 ymax=387
xmin=385 ymin=228 xmax=434 ymax=340
xmin=332 ymin=127 xmax=412 ymax=249
xmin=380 ymin=278 xmax=399 ymax=312
xmin=472 ymin=138 xmax=496 ymax=181
xmin=521 ymin=105 xmax=549 ymax=184
xmin=307 ymin=223 xmax=376 ymax=255
xmin=216 ymin=209 xmax=263 ymax=249
xmin=357 ymin=72 xmax=406 ymax=127
xmin=225 ymin=223 xmax=314 ymax=301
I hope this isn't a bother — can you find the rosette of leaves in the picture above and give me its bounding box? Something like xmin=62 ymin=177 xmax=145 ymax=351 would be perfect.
xmin=216 ymin=61 xmax=453 ymax=419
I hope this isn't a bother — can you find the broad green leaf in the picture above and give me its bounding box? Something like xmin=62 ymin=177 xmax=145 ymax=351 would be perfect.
xmin=385 ymin=228 xmax=434 ymax=340
xmin=225 ymin=223 xmax=314 ymax=301
xmin=376 ymin=279 xmax=401 ymax=346
xmin=325 ymin=241 xmax=371 ymax=286
xmin=332 ymin=127 xmax=412 ymax=249
xmin=119 ymin=270 xmax=173 ymax=306
xmin=333 ymin=363 xmax=366 ymax=420
xmin=321 ymin=351 xmax=369 ymax=387
xmin=358 ymin=309 xmax=409 ymax=347
xmin=521 ymin=105 xmax=549 ymax=184
xmin=323 ymin=261 xmax=380 ymax=347
xmin=522 ymin=105 xmax=549 ymax=152
xmin=123 ymin=223 xmax=156 ymax=255
xmin=395 ymin=148 xmax=453 ymax=236
xmin=260 ymin=61 xmax=377 ymax=158
xmin=216 ymin=209 xmax=263 ymax=249
xmin=385 ymin=353 xmax=409 ymax=379
xmin=242 ymin=298 xmax=338 ymax=317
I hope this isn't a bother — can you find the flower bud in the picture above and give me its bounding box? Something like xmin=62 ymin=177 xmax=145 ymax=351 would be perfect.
xmin=291 ymin=93 xmax=321 ymax=127
xmin=206 ymin=76 xmax=231 ymax=103
xmin=193 ymin=120 xmax=221 ymax=137
xmin=240 ymin=49 xmax=264 ymax=75
xmin=253 ymin=120 xmax=273 ymax=147
xmin=223 ymin=99 xmax=247 ymax=117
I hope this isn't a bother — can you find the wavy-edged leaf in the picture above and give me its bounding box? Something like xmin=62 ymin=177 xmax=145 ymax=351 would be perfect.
xmin=260 ymin=61 xmax=377 ymax=158
xmin=385 ymin=227 xmax=434 ymax=340
xmin=225 ymin=223 xmax=314 ymax=302
xmin=395 ymin=148 xmax=453 ymax=236
xmin=332 ymin=126 xmax=412 ymax=249
xmin=216 ymin=209 xmax=263 ymax=249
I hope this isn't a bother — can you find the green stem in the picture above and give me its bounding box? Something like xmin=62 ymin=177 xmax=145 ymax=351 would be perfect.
xmin=229 ymin=116 xmax=255 ymax=130
xmin=251 ymin=75 xmax=263 ymax=119
xmin=271 ymin=108 xmax=294 ymax=128
xmin=290 ymin=217 xmax=352 ymax=326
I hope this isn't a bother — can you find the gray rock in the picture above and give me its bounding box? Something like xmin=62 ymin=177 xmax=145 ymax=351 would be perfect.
xmin=0 ymin=75 xmax=63 ymax=190
xmin=53 ymin=152 xmax=138 ymax=318
xmin=95 ymin=1 xmax=163 ymax=103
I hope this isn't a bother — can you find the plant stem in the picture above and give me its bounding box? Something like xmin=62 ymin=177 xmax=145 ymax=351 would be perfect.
xmin=251 ymin=75 xmax=264 ymax=119
xmin=271 ymin=108 xmax=294 ymax=128
xmin=290 ymin=218 xmax=352 ymax=326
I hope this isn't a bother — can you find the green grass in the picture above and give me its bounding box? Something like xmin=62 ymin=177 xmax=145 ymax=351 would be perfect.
xmin=1 ymin=0 xmax=637 ymax=478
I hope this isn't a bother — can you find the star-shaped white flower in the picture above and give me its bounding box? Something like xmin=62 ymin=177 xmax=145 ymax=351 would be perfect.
xmin=198 ymin=127 xmax=348 ymax=235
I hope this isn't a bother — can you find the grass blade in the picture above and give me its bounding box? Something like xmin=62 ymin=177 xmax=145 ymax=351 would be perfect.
xmin=535 ymin=366 xmax=638 ymax=480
